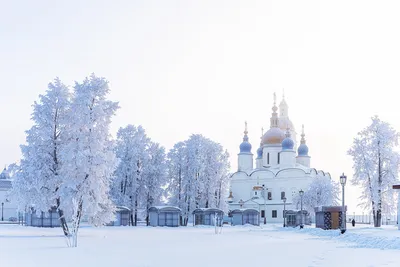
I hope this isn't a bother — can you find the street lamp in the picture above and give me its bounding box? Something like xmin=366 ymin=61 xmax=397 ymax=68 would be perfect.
xmin=340 ymin=173 xmax=347 ymax=234
xmin=299 ymin=189 xmax=304 ymax=229
xmin=262 ymin=184 xmax=267 ymax=224
xmin=283 ymin=197 xmax=287 ymax=227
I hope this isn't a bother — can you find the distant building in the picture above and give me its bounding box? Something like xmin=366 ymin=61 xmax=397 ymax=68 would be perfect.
xmin=228 ymin=93 xmax=331 ymax=224
xmin=0 ymin=166 xmax=18 ymax=221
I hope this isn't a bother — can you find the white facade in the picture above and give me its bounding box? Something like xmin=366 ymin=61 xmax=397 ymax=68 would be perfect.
xmin=230 ymin=93 xmax=331 ymax=224
xmin=0 ymin=167 xmax=18 ymax=221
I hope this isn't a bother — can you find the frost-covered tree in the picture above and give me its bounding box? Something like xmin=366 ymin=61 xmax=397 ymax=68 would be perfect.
xmin=348 ymin=116 xmax=400 ymax=227
xmin=112 ymin=125 xmax=150 ymax=226
xmin=142 ymin=142 xmax=167 ymax=225
xmin=165 ymin=141 xmax=186 ymax=224
xmin=166 ymin=134 xmax=230 ymax=225
xmin=11 ymin=78 xmax=71 ymax=236
xmin=60 ymin=74 xmax=119 ymax=246
xmin=292 ymin=176 xmax=340 ymax=214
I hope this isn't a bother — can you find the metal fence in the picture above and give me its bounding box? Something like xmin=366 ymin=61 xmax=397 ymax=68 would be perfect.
xmin=349 ymin=214 xmax=398 ymax=225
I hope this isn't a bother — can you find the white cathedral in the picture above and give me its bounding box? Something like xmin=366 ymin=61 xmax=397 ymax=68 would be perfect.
xmin=227 ymin=93 xmax=331 ymax=223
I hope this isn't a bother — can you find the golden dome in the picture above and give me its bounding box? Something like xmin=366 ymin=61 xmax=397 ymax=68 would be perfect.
xmin=262 ymin=127 xmax=285 ymax=145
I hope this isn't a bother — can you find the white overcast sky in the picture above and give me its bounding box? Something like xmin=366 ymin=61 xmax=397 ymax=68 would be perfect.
xmin=1 ymin=0 xmax=400 ymax=214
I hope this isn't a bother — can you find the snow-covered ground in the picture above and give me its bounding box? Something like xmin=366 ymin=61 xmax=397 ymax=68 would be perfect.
xmin=1 ymin=223 xmax=399 ymax=267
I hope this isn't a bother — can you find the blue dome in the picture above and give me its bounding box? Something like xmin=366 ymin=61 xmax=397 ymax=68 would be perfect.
xmin=256 ymin=146 xmax=263 ymax=158
xmin=240 ymin=141 xmax=252 ymax=153
xmin=298 ymin=144 xmax=309 ymax=156
xmin=282 ymin=137 xmax=294 ymax=150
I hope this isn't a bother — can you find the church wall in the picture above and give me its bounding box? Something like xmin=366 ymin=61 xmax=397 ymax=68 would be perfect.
xmin=279 ymin=151 xmax=296 ymax=167
xmin=262 ymin=146 xmax=281 ymax=167
xmin=296 ymin=156 xmax=310 ymax=168
xmin=238 ymin=153 xmax=253 ymax=172
xmin=229 ymin=170 xmax=314 ymax=223
xmin=0 ymin=189 xmax=18 ymax=221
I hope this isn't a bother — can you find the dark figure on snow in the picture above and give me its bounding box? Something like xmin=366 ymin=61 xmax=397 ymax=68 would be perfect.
xmin=352 ymin=218 xmax=355 ymax=227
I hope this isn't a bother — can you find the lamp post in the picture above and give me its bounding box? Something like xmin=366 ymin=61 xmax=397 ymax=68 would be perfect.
xmin=299 ymin=189 xmax=304 ymax=229
xmin=340 ymin=173 xmax=347 ymax=234
xmin=262 ymin=184 xmax=267 ymax=224
xmin=283 ymin=197 xmax=287 ymax=227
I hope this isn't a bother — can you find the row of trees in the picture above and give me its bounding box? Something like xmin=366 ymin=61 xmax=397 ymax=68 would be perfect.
xmin=11 ymin=75 xmax=231 ymax=247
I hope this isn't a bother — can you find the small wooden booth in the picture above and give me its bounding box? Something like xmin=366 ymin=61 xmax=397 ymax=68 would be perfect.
xmin=315 ymin=206 xmax=347 ymax=230
xmin=285 ymin=210 xmax=311 ymax=227
xmin=148 ymin=206 xmax=181 ymax=227
xmin=108 ymin=206 xmax=131 ymax=226
xmin=192 ymin=208 xmax=224 ymax=226
xmin=230 ymin=208 xmax=260 ymax=226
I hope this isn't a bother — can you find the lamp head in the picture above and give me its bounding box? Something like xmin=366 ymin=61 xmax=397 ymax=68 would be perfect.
xmin=340 ymin=173 xmax=347 ymax=186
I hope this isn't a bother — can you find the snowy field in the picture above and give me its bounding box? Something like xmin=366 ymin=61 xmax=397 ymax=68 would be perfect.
xmin=1 ymin=223 xmax=400 ymax=267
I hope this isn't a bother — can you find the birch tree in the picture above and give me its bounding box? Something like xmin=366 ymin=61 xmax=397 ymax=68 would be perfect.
xmin=11 ymin=78 xmax=71 ymax=236
xmin=348 ymin=116 xmax=400 ymax=227
xmin=60 ymin=74 xmax=119 ymax=246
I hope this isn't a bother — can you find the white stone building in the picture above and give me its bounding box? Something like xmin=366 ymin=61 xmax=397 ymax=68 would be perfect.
xmin=228 ymin=93 xmax=331 ymax=224
xmin=0 ymin=166 xmax=18 ymax=221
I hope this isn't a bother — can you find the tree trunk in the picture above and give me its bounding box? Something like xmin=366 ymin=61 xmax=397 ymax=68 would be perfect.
xmin=130 ymin=213 xmax=134 ymax=226
xmin=134 ymin=199 xmax=138 ymax=226
xmin=70 ymin=198 xmax=83 ymax=248
xmin=375 ymin=209 xmax=382 ymax=227
xmin=56 ymin=197 xmax=70 ymax=237
xmin=376 ymin=141 xmax=382 ymax=227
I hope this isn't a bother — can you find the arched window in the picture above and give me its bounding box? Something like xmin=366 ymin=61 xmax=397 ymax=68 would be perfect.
xmin=267 ymin=153 xmax=270 ymax=164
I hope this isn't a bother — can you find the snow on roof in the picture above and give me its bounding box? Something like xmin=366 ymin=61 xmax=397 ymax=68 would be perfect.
xmin=116 ymin=206 xmax=131 ymax=212
xmin=192 ymin=208 xmax=224 ymax=214
xmin=149 ymin=206 xmax=181 ymax=212
xmin=230 ymin=208 xmax=259 ymax=213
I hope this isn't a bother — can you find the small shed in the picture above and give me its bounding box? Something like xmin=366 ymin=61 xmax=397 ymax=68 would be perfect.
xmin=148 ymin=206 xmax=181 ymax=227
xmin=108 ymin=206 xmax=131 ymax=226
xmin=25 ymin=207 xmax=60 ymax=227
xmin=192 ymin=208 xmax=224 ymax=226
xmin=315 ymin=206 xmax=347 ymax=230
xmin=285 ymin=210 xmax=311 ymax=227
xmin=230 ymin=208 xmax=260 ymax=226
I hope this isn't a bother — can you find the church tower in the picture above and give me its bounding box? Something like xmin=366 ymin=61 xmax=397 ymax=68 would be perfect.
xmin=278 ymin=91 xmax=297 ymax=148
xmin=238 ymin=122 xmax=253 ymax=172
xmin=255 ymin=128 xmax=264 ymax=168
xmin=296 ymin=125 xmax=310 ymax=167
xmin=280 ymin=128 xmax=296 ymax=167
xmin=261 ymin=93 xmax=285 ymax=167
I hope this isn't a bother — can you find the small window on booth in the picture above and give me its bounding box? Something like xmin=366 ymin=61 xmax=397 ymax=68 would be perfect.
xmin=268 ymin=192 xmax=272 ymax=200
xmin=281 ymin=191 xmax=285 ymax=199
xmin=261 ymin=210 xmax=265 ymax=218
